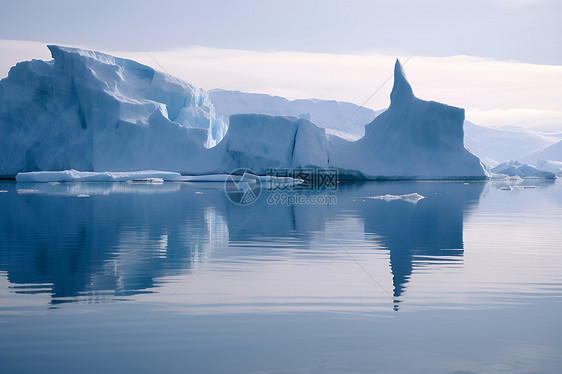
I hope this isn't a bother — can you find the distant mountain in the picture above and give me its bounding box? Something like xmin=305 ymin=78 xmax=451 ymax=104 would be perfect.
xmin=523 ymin=139 xmax=562 ymax=163
xmin=209 ymin=89 xmax=383 ymax=136
xmin=463 ymin=121 xmax=555 ymax=166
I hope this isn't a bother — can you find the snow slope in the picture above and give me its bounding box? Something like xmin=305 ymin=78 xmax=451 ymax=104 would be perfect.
xmin=0 ymin=45 xmax=226 ymax=177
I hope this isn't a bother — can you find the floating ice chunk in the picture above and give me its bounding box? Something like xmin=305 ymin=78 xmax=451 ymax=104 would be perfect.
xmin=499 ymin=185 xmax=538 ymax=191
xmin=364 ymin=193 xmax=425 ymax=203
xmin=174 ymin=174 xmax=234 ymax=182
xmin=0 ymin=190 xmax=7 ymax=193
xmin=128 ymin=178 xmax=164 ymax=184
xmin=16 ymin=189 xmax=40 ymax=194
xmin=16 ymin=170 xmax=181 ymax=183
xmin=175 ymin=174 xmax=304 ymax=186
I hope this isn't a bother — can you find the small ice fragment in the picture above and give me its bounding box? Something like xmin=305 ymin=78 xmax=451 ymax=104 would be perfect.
xmin=364 ymin=193 xmax=425 ymax=204
xmin=76 ymin=194 xmax=90 ymax=198
xmin=0 ymin=190 xmax=7 ymax=193
xmin=16 ymin=189 xmax=39 ymax=194
xmin=195 ymin=192 xmax=203 ymax=195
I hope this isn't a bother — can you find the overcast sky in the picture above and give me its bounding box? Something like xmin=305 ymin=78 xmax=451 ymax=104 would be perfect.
xmin=1 ymin=0 xmax=561 ymax=131
xmin=1 ymin=0 xmax=561 ymax=64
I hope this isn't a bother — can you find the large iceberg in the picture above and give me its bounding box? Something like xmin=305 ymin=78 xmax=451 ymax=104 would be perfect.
xmin=0 ymin=45 xmax=226 ymax=177
xmin=1 ymin=46 xmax=487 ymax=180
xmin=327 ymin=60 xmax=487 ymax=179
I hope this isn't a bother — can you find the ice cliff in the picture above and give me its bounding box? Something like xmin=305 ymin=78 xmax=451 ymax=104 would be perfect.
xmin=0 ymin=45 xmax=226 ymax=177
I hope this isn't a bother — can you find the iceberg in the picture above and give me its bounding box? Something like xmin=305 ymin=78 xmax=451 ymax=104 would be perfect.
xmin=0 ymin=45 xmax=226 ymax=177
xmin=1 ymin=47 xmax=488 ymax=180
xmin=491 ymin=160 xmax=556 ymax=179
xmin=327 ymin=60 xmax=487 ymax=179
xmin=206 ymin=114 xmax=329 ymax=174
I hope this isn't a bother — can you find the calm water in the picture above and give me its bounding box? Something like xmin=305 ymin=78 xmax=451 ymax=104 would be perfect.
xmin=0 ymin=179 xmax=561 ymax=373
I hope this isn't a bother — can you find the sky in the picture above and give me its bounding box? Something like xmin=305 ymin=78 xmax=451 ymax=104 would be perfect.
xmin=1 ymin=0 xmax=561 ymax=131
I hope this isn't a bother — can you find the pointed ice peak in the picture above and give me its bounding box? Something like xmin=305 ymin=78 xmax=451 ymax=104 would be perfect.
xmin=390 ymin=58 xmax=414 ymax=105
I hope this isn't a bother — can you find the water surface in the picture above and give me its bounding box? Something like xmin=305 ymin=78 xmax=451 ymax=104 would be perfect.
xmin=1 ymin=179 xmax=561 ymax=373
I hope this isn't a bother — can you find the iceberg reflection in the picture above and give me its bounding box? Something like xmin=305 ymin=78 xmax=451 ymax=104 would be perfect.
xmin=0 ymin=180 xmax=484 ymax=310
